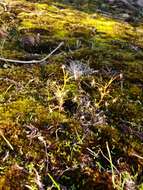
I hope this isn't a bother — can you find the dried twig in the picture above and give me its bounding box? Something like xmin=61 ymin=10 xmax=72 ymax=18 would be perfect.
xmin=130 ymin=153 xmax=143 ymax=160
xmin=0 ymin=130 xmax=14 ymax=150
xmin=0 ymin=42 xmax=64 ymax=64
xmin=33 ymin=168 xmax=45 ymax=190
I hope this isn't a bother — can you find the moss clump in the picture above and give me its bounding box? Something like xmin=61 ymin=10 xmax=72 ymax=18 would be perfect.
xmin=0 ymin=0 xmax=143 ymax=189
xmin=0 ymin=164 xmax=27 ymax=190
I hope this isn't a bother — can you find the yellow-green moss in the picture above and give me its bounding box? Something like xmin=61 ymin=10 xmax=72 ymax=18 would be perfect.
xmin=0 ymin=0 xmax=143 ymax=189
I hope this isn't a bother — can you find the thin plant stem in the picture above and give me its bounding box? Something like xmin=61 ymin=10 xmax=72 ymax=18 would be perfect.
xmin=106 ymin=141 xmax=116 ymax=189
xmin=48 ymin=173 xmax=61 ymax=190
xmin=0 ymin=130 xmax=14 ymax=150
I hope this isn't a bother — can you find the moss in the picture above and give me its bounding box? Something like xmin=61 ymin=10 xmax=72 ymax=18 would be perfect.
xmin=0 ymin=164 xmax=27 ymax=190
xmin=0 ymin=0 xmax=143 ymax=189
xmin=129 ymin=85 xmax=142 ymax=98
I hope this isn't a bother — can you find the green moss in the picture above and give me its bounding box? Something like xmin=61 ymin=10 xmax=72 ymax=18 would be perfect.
xmin=0 ymin=0 xmax=143 ymax=189
xmin=129 ymin=85 xmax=142 ymax=98
xmin=0 ymin=163 xmax=28 ymax=190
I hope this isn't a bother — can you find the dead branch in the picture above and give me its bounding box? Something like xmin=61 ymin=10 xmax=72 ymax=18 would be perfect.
xmin=0 ymin=42 xmax=64 ymax=65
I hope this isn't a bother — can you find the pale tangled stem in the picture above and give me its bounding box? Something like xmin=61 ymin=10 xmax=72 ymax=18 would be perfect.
xmin=66 ymin=60 xmax=98 ymax=80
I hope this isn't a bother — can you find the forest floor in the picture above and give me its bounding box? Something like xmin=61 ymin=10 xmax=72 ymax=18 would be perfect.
xmin=0 ymin=0 xmax=143 ymax=189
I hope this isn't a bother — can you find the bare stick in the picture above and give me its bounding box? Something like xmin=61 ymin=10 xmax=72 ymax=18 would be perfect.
xmin=0 ymin=130 xmax=14 ymax=150
xmin=0 ymin=42 xmax=64 ymax=64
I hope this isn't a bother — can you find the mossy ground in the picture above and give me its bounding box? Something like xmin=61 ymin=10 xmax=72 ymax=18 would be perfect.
xmin=0 ymin=0 xmax=143 ymax=189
